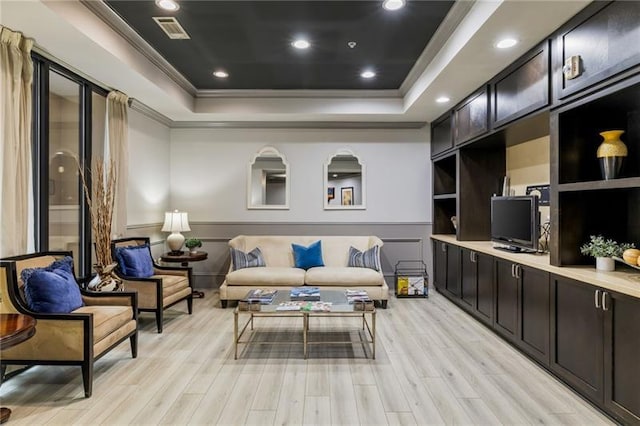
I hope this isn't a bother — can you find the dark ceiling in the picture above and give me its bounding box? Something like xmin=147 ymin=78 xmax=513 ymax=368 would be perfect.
xmin=104 ymin=0 xmax=454 ymax=90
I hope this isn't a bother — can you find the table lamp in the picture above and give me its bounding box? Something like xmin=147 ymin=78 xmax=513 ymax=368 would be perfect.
xmin=161 ymin=210 xmax=191 ymax=254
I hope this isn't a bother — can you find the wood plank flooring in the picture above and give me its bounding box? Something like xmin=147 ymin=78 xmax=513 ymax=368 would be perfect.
xmin=0 ymin=289 xmax=613 ymax=425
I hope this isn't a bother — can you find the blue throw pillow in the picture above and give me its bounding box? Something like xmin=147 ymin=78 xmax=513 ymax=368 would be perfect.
xmin=348 ymin=245 xmax=381 ymax=271
xmin=292 ymin=240 xmax=325 ymax=270
xmin=115 ymin=245 xmax=154 ymax=278
xmin=21 ymin=256 xmax=84 ymax=313
xmin=230 ymin=247 xmax=266 ymax=271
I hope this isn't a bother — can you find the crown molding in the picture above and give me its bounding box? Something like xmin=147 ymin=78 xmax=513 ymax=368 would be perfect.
xmin=79 ymin=0 xmax=197 ymax=96
xmin=399 ymin=0 xmax=475 ymax=95
xmin=170 ymin=121 xmax=426 ymax=129
xmin=128 ymin=98 xmax=173 ymax=127
xmin=195 ymin=89 xmax=401 ymax=99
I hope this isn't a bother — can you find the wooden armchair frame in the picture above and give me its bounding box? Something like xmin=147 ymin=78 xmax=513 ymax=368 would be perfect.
xmin=111 ymin=237 xmax=193 ymax=333
xmin=0 ymin=252 xmax=138 ymax=398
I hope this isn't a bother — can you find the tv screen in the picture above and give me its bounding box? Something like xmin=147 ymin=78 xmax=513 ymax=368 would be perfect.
xmin=491 ymin=195 xmax=540 ymax=252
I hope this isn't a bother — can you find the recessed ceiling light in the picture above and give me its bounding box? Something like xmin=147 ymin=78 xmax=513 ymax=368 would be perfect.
xmin=347 ymin=41 xmax=357 ymax=49
xmin=361 ymin=70 xmax=376 ymax=79
xmin=383 ymin=0 xmax=406 ymax=11
xmin=291 ymin=39 xmax=310 ymax=49
xmin=436 ymin=96 xmax=450 ymax=103
xmin=496 ymin=38 xmax=518 ymax=49
xmin=155 ymin=0 xmax=180 ymax=12
xmin=213 ymin=70 xmax=229 ymax=78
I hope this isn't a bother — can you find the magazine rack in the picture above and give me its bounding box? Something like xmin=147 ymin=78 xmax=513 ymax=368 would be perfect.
xmin=394 ymin=260 xmax=428 ymax=298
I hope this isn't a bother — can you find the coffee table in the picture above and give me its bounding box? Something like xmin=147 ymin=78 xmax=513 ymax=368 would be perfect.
xmin=233 ymin=289 xmax=375 ymax=360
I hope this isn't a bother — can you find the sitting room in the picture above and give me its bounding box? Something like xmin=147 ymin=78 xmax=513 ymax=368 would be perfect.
xmin=1 ymin=0 xmax=638 ymax=424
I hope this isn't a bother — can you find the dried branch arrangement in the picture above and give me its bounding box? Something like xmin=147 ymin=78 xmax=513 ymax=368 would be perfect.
xmin=78 ymin=159 xmax=117 ymax=267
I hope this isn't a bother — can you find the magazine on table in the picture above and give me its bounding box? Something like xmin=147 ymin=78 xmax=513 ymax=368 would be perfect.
xmin=243 ymin=288 xmax=277 ymax=304
xmin=289 ymin=286 xmax=321 ymax=301
xmin=345 ymin=289 xmax=371 ymax=304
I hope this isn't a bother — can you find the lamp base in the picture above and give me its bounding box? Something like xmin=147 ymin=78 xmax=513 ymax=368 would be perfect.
xmin=166 ymin=232 xmax=185 ymax=253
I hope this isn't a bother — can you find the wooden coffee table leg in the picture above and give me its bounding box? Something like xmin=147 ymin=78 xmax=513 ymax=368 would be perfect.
xmin=0 ymin=407 xmax=11 ymax=424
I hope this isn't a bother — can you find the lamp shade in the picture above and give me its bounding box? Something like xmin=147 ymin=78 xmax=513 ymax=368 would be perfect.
xmin=161 ymin=210 xmax=191 ymax=232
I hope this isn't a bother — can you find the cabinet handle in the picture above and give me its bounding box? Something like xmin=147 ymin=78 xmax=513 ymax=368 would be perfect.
xmin=511 ymin=264 xmax=515 ymax=277
xmin=595 ymin=289 xmax=601 ymax=309
xmin=515 ymin=265 xmax=521 ymax=279
xmin=602 ymin=291 xmax=609 ymax=311
xmin=470 ymin=251 xmax=476 ymax=263
xmin=442 ymin=243 xmax=446 ymax=252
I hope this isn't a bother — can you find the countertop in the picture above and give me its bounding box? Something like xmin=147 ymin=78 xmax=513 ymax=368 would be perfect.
xmin=431 ymin=235 xmax=640 ymax=299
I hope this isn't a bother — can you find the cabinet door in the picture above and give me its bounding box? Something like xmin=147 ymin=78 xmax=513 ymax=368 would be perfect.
xmin=518 ymin=266 xmax=550 ymax=366
xmin=454 ymin=87 xmax=488 ymax=145
xmin=445 ymin=244 xmax=460 ymax=298
xmin=431 ymin=113 xmax=453 ymax=158
xmin=475 ymin=252 xmax=494 ymax=326
xmin=604 ymin=291 xmax=640 ymax=423
xmin=433 ymin=241 xmax=447 ymax=291
xmin=460 ymin=249 xmax=476 ymax=309
xmin=550 ymin=275 xmax=604 ymax=403
xmin=493 ymin=41 xmax=550 ymax=128
xmin=556 ymin=1 xmax=640 ymax=100
xmin=494 ymin=259 xmax=518 ymax=340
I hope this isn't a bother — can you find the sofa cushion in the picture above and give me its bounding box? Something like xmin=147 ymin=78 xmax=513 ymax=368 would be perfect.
xmin=348 ymin=245 xmax=381 ymax=271
xmin=21 ymin=256 xmax=84 ymax=313
xmin=73 ymin=305 xmax=132 ymax=343
xmin=230 ymin=247 xmax=266 ymax=270
xmin=292 ymin=240 xmax=324 ymax=270
xmin=305 ymin=267 xmax=385 ymax=286
xmin=226 ymin=267 xmax=306 ymax=286
xmin=114 ymin=245 xmax=154 ymax=278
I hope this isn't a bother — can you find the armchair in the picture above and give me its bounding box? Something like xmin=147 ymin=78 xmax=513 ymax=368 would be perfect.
xmin=0 ymin=252 xmax=138 ymax=398
xmin=111 ymin=237 xmax=193 ymax=333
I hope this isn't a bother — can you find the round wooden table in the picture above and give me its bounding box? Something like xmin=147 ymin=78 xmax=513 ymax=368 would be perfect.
xmin=160 ymin=251 xmax=208 ymax=298
xmin=0 ymin=314 xmax=37 ymax=424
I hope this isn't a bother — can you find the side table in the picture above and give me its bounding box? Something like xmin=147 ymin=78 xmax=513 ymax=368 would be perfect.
xmin=0 ymin=314 xmax=37 ymax=424
xmin=160 ymin=251 xmax=208 ymax=298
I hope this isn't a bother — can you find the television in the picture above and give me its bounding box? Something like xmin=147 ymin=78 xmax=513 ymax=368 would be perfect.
xmin=490 ymin=195 xmax=540 ymax=253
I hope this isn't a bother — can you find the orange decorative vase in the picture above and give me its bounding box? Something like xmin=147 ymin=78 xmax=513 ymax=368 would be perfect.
xmin=597 ymin=130 xmax=627 ymax=180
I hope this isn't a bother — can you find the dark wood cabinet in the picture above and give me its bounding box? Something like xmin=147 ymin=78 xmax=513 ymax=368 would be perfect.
xmin=604 ymin=291 xmax=640 ymax=423
xmin=492 ymin=41 xmax=550 ymax=128
xmin=460 ymin=249 xmax=494 ymax=327
xmin=454 ymin=87 xmax=489 ymax=145
xmin=431 ymin=113 xmax=453 ymax=158
xmin=494 ymin=259 xmax=550 ymax=364
xmin=432 ymin=241 xmax=460 ymax=298
xmin=518 ymin=266 xmax=550 ymax=365
xmin=493 ymin=259 xmax=518 ymax=341
xmin=555 ymin=1 xmax=640 ymax=101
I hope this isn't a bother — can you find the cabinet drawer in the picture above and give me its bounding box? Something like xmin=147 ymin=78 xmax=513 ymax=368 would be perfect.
xmin=492 ymin=41 xmax=550 ymax=128
xmin=556 ymin=1 xmax=640 ymax=100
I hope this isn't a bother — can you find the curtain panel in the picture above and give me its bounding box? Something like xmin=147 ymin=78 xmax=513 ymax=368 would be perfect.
xmin=106 ymin=91 xmax=129 ymax=238
xmin=0 ymin=26 xmax=33 ymax=257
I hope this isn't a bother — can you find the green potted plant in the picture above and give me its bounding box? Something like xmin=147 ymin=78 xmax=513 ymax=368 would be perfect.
xmin=185 ymin=238 xmax=202 ymax=254
xmin=580 ymin=235 xmax=634 ymax=271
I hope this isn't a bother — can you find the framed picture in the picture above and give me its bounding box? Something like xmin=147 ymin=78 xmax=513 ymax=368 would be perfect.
xmin=327 ymin=187 xmax=335 ymax=201
xmin=341 ymin=187 xmax=354 ymax=205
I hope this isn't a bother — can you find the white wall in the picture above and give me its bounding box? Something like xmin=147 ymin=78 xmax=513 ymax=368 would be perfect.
xmin=126 ymin=109 xmax=171 ymax=225
xmin=169 ymin=127 xmax=431 ymax=223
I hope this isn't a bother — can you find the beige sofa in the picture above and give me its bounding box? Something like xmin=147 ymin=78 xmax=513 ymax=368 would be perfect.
xmin=219 ymin=235 xmax=388 ymax=308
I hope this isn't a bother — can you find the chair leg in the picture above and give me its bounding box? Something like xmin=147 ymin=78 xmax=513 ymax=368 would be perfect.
xmin=155 ymin=310 xmax=163 ymax=333
xmin=221 ymin=300 xmax=228 ymax=308
xmin=187 ymin=294 xmax=193 ymax=315
xmin=130 ymin=333 xmax=138 ymax=358
xmin=82 ymin=360 xmax=93 ymax=398
xmin=381 ymin=300 xmax=388 ymax=309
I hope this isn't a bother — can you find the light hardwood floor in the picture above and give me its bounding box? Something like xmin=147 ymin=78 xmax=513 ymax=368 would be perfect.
xmin=0 ymin=289 xmax=613 ymax=425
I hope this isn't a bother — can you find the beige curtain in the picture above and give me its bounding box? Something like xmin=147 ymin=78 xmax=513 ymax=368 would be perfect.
xmin=0 ymin=26 xmax=34 ymax=257
xmin=106 ymin=91 xmax=129 ymax=238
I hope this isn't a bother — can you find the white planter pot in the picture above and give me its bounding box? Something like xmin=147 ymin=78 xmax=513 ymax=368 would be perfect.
xmin=596 ymin=257 xmax=615 ymax=272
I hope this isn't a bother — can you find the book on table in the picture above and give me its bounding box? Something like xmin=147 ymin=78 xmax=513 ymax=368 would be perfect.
xmin=289 ymin=287 xmax=321 ymax=301
xmin=243 ymin=288 xmax=277 ymax=304
xmin=345 ymin=289 xmax=371 ymax=304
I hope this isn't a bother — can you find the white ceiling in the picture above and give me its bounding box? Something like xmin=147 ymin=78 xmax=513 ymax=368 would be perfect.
xmin=0 ymin=0 xmax=591 ymax=126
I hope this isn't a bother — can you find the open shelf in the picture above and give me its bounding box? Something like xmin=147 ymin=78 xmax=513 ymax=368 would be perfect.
xmin=558 ymin=177 xmax=640 ymax=192
xmin=433 ymin=154 xmax=456 ymax=195
xmin=433 ymin=193 xmax=456 ymax=200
